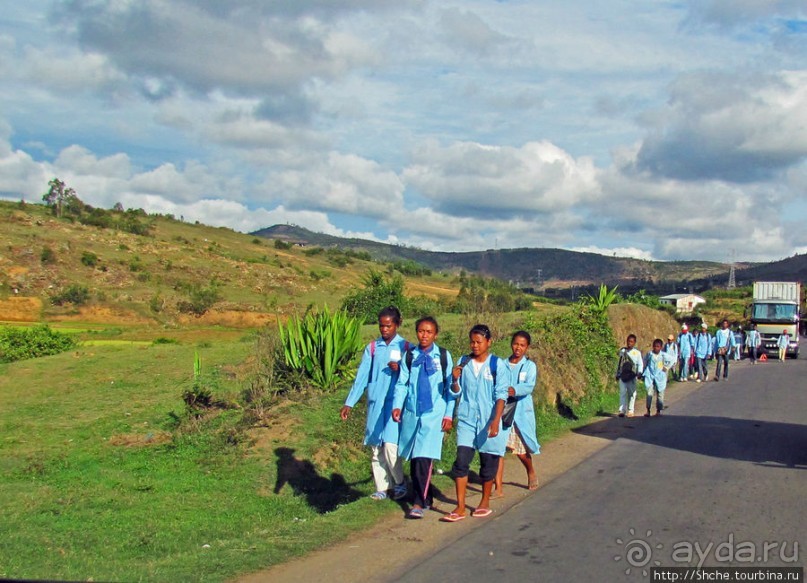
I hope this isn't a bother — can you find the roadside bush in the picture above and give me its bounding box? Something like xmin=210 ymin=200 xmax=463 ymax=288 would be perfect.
xmin=0 ymin=325 xmax=76 ymax=362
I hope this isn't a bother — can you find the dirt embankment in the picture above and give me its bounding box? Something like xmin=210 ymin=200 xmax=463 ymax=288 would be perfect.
xmin=0 ymin=297 xmax=42 ymax=322
xmin=608 ymin=303 xmax=680 ymax=352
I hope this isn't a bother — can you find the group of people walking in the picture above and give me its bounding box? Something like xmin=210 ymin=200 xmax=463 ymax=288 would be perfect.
xmin=341 ymin=308 xmax=793 ymax=521
xmin=340 ymin=307 xmax=540 ymax=521
xmin=615 ymin=318 xmax=792 ymax=419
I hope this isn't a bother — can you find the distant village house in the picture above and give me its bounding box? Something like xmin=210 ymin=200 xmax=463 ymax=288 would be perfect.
xmin=659 ymin=293 xmax=706 ymax=314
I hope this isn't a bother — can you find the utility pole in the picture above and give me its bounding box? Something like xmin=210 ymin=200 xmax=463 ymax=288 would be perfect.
xmin=727 ymin=249 xmax=736 ymax=289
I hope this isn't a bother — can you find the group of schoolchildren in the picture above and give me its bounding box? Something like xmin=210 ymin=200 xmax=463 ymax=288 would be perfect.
xmin=615 ymin=317 xmax=790 ymax=419
xmin=340 ymin=306 xmax=540 ymax=522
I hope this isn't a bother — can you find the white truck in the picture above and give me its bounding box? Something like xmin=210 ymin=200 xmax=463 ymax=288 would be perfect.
xmin=749 ymin=281 xmax=801 ymax=359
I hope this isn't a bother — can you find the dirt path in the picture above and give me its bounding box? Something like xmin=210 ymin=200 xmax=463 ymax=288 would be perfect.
xmin=235 ymin=380 xmax=704 ymax=583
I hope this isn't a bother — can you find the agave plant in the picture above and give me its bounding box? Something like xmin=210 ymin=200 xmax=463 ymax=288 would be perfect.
xmin=278 ymin=305 xmax=363 ymax=390
xmin=583 ymin=284 xmax=620 ymax=314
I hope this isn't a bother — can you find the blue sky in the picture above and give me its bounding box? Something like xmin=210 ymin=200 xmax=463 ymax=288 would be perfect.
xmin=1 ymin=0 xmax=805 ymax=262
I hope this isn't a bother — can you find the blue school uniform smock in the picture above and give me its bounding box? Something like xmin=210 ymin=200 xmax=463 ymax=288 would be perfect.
xmin=393 ymin=344 xmax=455 ymax=461
xmin=504 ymin=356 xmax=540 ymax=455
xmin=678 ymin=332 xmax=693 ymax=356
xmin=455 ymin=354 xmax=511 ymax=456
xmin=694 ymin=332 xmax=712 ymax=359
xmin=643 ymin=350 xmax=676 ymax=391
xmin=344 ymin=334 xmax=409 ymax=446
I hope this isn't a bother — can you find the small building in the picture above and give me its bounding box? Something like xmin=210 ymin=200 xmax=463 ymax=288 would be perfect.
xmin=659 ymin=293 xmax=706 ymax=314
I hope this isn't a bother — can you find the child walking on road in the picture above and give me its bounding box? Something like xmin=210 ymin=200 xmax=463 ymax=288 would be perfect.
xmin=493 ymin=331 xmax=540 ymax=496
xmin=644 ymin=339 xmax=676 ymax=417
xmin=341 ymin=306 xmax=409 ymax=501
xmin=392 ymin=316 xmax=458 ymax=519
xmin=442 ymin=324 xmax=510 ymax=522
xmin=616 ymin=334 xmax=643 ymax=417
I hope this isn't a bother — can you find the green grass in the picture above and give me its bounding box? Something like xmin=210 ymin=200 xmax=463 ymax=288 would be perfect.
xmin=0 ymin=302 xmax=625 ymax=582
xmin=0 ymin=339 xmax=410 ymax=582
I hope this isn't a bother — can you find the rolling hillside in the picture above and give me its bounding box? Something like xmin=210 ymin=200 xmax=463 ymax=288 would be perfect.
xmin=0 ymin=201 xmax=459 ymax=325
xmin=254 ymin=224 xmax=777 ymax=295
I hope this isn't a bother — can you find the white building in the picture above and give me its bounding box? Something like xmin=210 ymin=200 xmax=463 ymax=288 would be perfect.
xmin=659 ymin=293 xmax=706 ymax=314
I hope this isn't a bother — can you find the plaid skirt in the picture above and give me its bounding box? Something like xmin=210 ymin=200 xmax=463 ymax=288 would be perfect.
xmin=506 ymin=424 xmax=528 ymax=455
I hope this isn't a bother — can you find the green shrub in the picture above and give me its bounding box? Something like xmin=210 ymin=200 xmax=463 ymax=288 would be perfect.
xmin=80 ymin=251 xmax=99 ymax=267
xmin=341 ymin=270 xmax=406 ymax=324
xmin=278 ymin=305 xmax=363 ymax=390
xmin=40 ymin=246 xmax=56 ymax=264
xmin=51 ymin=284 xmax=90 ymax=306
xmin=0 ymin=325 xmax=76 ymax=362
xmin=273 ymin=239 xmax=292 ymax=250
xmin=177 ymin=282 xmax=221 ymax=316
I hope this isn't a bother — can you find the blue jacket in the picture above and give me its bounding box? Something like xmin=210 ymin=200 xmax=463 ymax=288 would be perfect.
xmin=344 ymin=334 xmax=409 ymax=446
xmin=678 ymin=332 xmax=694 ymax=357
xmin=503 ymin=356 xmax=540 ymax=455
xmin=455 ymin=354 xmax=511 ymax=456
xmin=713 ymin=328 xmax=735 ymax=351
xmin=393 ymin=344 xmax=456 ymax=460
xmin=694 ymin=332 xmax=713 ymax=359
xmin=643 ymin=350 xmax=676 ymax=391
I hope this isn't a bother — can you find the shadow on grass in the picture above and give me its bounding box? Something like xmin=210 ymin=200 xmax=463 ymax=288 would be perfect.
xmin=273 ymin=447 xmax=365 ymax=513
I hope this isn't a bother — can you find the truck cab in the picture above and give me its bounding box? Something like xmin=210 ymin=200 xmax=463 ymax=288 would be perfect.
xmin=749 ymin=282 xmax=801 ymax=359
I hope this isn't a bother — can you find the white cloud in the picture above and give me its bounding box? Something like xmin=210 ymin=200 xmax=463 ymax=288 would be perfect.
xmin=636 ymin=70 xmax=807 ymax=182
xmin=403 ymin=140 xmax=600 ymax=217
xmin=269 ymin=152 xmax=405 ymax=217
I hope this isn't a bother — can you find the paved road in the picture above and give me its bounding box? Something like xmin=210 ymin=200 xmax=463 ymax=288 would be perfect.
xmin=397 ymin=358 xmax=807 ymax=582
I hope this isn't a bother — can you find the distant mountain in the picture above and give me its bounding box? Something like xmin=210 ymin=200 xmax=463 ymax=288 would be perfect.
xmin=254 ymin=224 xmax=789 ymax=295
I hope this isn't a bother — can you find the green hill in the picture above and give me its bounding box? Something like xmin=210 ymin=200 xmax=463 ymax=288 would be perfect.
xmin=0 ymin=201 xmax=459 ymax=326
xmin=254 ymin=224 xmax=771 ymax=295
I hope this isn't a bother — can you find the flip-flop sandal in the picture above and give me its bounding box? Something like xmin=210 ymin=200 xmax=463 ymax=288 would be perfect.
xmin=407 ymin=508 xmax=425 ymax=519
xmin=471 ymin=508 xmax=493 ymax=518
xmin=440 ymin=512 xmax=466 ymax=522
xmin=370 ymin=491 xmax=388 ymax=501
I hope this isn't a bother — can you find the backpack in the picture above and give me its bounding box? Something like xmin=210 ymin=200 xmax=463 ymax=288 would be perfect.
xmin=618 ymin=349 xmax=636 ymax=382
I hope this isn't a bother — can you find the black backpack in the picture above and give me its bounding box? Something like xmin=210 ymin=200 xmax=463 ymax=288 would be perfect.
xmin=404 ymin=345 xmax=449 ymax=389
xmin=618 ymin=349 xmax=636 ymax=382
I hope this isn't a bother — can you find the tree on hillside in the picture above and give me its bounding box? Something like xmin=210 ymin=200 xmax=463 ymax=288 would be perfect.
xmin=42 ymin=178 xmax=80 ymax=218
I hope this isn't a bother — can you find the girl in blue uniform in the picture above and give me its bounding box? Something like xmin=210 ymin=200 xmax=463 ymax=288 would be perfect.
xmin=341 ymin=306 xmax=409 ymax=501
xmin=643 ymin=338 xmax=677 ymax=416
xmin=493 ymin=331 xmax=540 ymax=496
xmin=442 ymin=324 xmax=510 ymax=522
xmin=392 ymin=316 xmax=457 ymax=519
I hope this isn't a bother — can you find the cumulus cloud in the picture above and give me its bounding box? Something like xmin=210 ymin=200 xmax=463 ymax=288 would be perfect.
xmin=267 ymin=152 xmax=405 ymax=218
xmin=53 ymin=0 xmax=383 ymax=99
xmin=636 ymin=70 xmax=807 ymax=182
xmin=403 ymin=140 xmax=600 ymax=218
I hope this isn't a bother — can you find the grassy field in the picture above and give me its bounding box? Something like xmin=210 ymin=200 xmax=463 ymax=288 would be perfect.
xmin=0 ymin=301 xmax=638 ymax=582
xmin=0 ymin=331 xmax=398 ymax=582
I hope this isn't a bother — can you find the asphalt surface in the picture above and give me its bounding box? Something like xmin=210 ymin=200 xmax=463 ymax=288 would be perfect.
xmin=396 ymin=358 xmax=807 ymax=582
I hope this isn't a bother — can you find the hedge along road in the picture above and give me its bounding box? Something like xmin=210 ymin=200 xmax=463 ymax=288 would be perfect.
xmin=238 ymin=357 xmax=805 ymax=583
xmin=395 ymin=357 xmax=807 ymax=582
